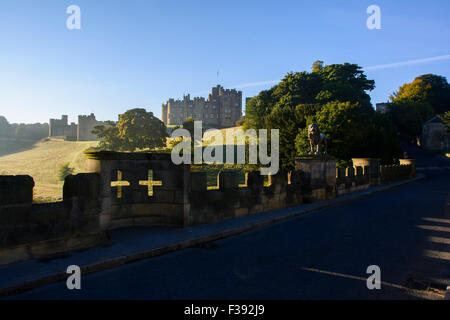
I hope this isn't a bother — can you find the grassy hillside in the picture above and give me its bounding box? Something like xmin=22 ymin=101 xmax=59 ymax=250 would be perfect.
xmin=0 ymin=138 xmax=98 ymax=202
xmin=0 ymin=126 xmax=251 ymax=202
xmin=202 ymin=126 xmax=246 ymax=146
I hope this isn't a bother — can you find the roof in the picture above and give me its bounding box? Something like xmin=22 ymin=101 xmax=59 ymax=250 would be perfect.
xmin=424 ymin=116 xmax=444 ymax=125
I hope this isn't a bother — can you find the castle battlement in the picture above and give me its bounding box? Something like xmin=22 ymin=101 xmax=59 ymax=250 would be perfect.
xmin=162 ymin=85 xmax=243 ymax=128
xmin=48 ymin=113 xmax=105 ymax=141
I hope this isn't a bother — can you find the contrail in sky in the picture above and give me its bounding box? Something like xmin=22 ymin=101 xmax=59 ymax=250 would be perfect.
xmin=231 ymin=80 xmax=279 ymax=89
xmin=363 ymin=54 xmax=450 ymax=71
xmin=228 ymin=54 xmax=450 ymax=89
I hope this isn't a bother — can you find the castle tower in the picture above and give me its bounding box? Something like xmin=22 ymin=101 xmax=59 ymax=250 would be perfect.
xmin=77 ymin=113 xmax=104 ymax=141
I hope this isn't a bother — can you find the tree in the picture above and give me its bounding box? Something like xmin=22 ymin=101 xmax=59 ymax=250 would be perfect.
xmin=312 ymin=60 xmax=324 ymax=72
xmin=295 ymin=101 xmax=379 ymax=161
xmin=245 ymin=62 xmax=380 ymax=170
xmin=118 ymin=109 xmax=168 ymax=151
xmin=244 ymin=89 xmax=277 ymax=130
xmin=316 ymin=63 xmax=375 ymax=108
xmin=388 ymin=101 xmax=435 ymax=142
xmin=0 ymin=116 xmax=13 ymax=138
xmin=93 ymin=109 xmax=168 ymax=152
xmin=265 ymin=103 xmax=301 ymax=171
xmin=235 ymin=116 xmax=246 ymax=127
xmin=366 ymin=112 xmax=403 ymax=163
xmin=92 ymin=121 xmax=121 ymax=151
xmin=391 ymin=74 xmax=450 ymax=114
xmin=15 ymin=124 xmax=27 ymax=140
xmin=182 ymin=117 xmax=195 ymax=137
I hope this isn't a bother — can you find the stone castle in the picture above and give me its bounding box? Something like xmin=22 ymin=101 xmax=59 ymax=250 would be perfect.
xmin=162 ymin=85 xmax=242 ymax=128
xmin=49 ymin=113 xmax=104 ymax=141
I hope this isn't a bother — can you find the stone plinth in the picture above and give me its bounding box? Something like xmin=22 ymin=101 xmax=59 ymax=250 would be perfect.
xmin=399 ymin=159 xmax=416 ymax=177
xmin=84 ymin=151 xmax=191 ymax=229
xmin=352 ymin=158 xmax=380 ymax=185
xmin=295 ymin=157 xmax=336 ymax=202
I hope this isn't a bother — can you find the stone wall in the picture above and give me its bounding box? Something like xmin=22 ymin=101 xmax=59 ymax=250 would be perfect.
xmin=0 ymin=174 xmax=105 ymax=266
xmin=48 ymin=115 xmax=77 ymax=140
xmin=336 ymin=166 xmax=370 ymax=195
xmin=48 ymin=114 xmax=104 ymax=141
xmin=380 ymin=164 xmax=415 ymax=184
xmin=0 ymin=154 xmax=416 ymax=266
xmin=188 ymin=170 xmax=304 ymax=225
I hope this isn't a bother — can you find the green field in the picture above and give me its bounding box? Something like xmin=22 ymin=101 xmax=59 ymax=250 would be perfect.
xmin=0 ymin=138 xmax=98 ymax=202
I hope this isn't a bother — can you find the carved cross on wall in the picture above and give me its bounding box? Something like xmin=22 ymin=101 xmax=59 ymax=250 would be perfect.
xmin=139 ymin=169 xmax=163 ymax=197
xmin=111 ymin=170 xmax=130 ymax=199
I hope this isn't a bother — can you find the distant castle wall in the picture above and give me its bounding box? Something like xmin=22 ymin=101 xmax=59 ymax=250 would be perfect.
xmin=162 ymin=85 xmax=243 ymax=128
xmin=78 ymin=114 xmax=104 ymax=141
xmin=48 ymin=113 xmax=104 ymax=141
xmin=48 ymin=115 xmax=77 ymax=140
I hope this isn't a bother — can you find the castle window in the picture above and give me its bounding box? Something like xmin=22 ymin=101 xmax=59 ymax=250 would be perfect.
xmin=211 ymin=114 xmax=214 ymax=118
xmin=205 ymin=114 xmax=208 ymax=119
xmin=212 ymin=105 xmax=216 ymax=109
xmin=217 ymin=114 xmax=219 ymax=118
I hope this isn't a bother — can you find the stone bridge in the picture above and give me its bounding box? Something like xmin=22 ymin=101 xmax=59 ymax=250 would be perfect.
xmin=0 ymin=152 xmax=415 ymax=266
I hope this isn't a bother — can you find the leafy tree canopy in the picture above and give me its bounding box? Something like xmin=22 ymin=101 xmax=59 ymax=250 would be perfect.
xmin=295 ymin=101 xmax=401 ymax=163
xmin=388 ymin=101 xmax=435 ymax=141
xmin=244 ymin=62 xmax=392 ymax=170
xmin=93 ymin=109 xmax=168 ymax=152
xmin=390 ymin=74 xmax=450 ymax=114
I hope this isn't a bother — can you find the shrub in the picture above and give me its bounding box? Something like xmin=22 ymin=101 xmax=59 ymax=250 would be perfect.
xmin=58 ymin=163 xmax=74 ymax=181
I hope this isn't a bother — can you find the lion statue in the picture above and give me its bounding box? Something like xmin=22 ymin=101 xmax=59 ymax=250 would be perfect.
xmin=308 ymin=123 xmax=327 ymax=155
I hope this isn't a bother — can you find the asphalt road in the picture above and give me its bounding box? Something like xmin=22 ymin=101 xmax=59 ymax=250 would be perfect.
xmin=12 ymin=144 xmax=450 ymax=299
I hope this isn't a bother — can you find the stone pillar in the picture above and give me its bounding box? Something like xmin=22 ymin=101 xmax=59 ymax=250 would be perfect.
xmin=84 ymin=151 xmax=191 ymax=229
xmin=0 ymin=175 xmax=34 ymax=249
xmin=352 ymin=158 xmax=380 ymax=186
xmin=399 ymin=159 xmax=416 ymax=177
xmin=295 ymin=157 xmax=336 ymax=202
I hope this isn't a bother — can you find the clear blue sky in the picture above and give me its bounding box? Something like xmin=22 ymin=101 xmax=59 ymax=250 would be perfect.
xmin=0 ymin=0 xmax=449 ymax=124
